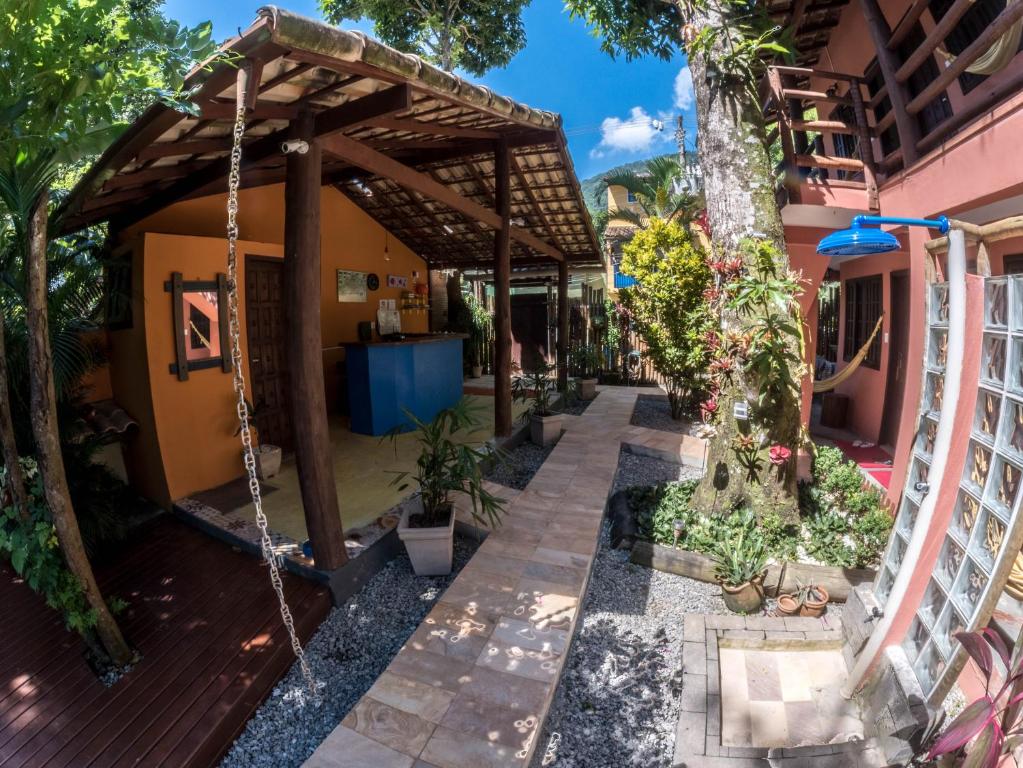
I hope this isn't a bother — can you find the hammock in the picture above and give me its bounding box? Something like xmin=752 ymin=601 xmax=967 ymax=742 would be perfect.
xmin=937 ymin=0 xmax=1023 ymax=76
xmin=813 ymin=314 xmax=884 ymax=394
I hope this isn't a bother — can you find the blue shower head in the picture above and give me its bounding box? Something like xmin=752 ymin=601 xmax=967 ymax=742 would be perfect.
xmin=816 ymin=215 xmax=950 ymax=257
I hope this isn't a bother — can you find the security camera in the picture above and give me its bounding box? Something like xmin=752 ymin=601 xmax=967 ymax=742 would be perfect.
xmin=280 ymin=139 xmax=309 ymax=155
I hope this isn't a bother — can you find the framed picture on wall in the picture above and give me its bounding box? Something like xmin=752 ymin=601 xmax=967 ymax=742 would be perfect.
xmin=337 ymin=269 xmax=368 ymax=302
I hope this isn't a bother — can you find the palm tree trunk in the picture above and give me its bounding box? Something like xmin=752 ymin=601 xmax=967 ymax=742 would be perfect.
xmin=25 ymin=189 xmax=133 ymax=666
xmin=0 ymin=311 xmax=27 ymax=520
xmin=683 ymin=1 xmax=801 ymax=519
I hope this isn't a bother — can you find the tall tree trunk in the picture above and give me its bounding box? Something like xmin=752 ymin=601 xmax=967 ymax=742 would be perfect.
xmin=25 ymin=190 xmax=133 ymax=666
xmin=0 ymin=312 xmax=28 ymax=520
xmin=684 ymin=2 xmax=802 ymax=519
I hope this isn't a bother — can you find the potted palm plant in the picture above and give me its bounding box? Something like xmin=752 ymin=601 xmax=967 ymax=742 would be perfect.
xmin=389 ymin=398 xmax=505 ymax=575
xmin=513 ymin=362 xmax=563 ymax=446
xmin=234 ymin=399 xmax=281 ymax=480
xmin=466 ymin=294 xmax=492 ymax=379
xmin=571 ymin=344 xmax=600 ymax=400
xmin=710 ymin=509 xmax=768 ymax=613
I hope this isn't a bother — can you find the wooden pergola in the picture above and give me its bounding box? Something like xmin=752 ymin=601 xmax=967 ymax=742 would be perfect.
xmin=63 ymin=6 xmax=601 ymax=571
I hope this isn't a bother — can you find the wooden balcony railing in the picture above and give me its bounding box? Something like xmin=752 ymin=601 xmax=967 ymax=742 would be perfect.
xmin=764 ymin=65 xmax=880 ymax=210
xmin=764 ymin=0 xmax=1023 ymax=206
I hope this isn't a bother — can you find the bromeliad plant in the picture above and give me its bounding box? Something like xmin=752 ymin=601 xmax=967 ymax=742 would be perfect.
xmin=915 ymin=628 xmax=1023 ymax=767
xmin=709 ymin=508 xmax=768 ymax=587
xmin=388 ymin=398 xmax=505 ymax=529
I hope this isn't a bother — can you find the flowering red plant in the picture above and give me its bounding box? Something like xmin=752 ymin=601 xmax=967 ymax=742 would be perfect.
xmin=700 ymin=398 xmax=718 ymax=420
xmin=769 ymin=445 xmax=791 ymax=466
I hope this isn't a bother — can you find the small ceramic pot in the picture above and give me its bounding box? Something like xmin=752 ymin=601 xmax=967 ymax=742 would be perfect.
xmin=471 ymin=365 xmax=483 ymax=378
xmin=579 ymin=378 xmax=598 ymax=400
xmin=396 ymin=497 xmax=455 ymax=576
xmin=253 ymin=445 xmax=282 ymax=480
xmin=799 ymin=586 xmax=830 ymax=617
xmin=530 ymin=413 xmax=563 ymax=446
xmin=776 ymin=593 xmax=801 ymax=616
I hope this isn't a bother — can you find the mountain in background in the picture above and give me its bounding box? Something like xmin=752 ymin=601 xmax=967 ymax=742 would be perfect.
xmin=579 ymin=154 xmax=674 ymax=216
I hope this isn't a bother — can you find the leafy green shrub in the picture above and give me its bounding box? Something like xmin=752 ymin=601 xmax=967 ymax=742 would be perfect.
xmin=710 ymin=509 xmax=768 ymax=587
xmin=1 ymin=458 xmax=99 ymax=637
xmin=626 ymin=442 xmax=893 ymax=569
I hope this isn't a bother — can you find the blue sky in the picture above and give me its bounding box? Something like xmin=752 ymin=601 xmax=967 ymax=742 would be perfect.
xmin=162 ymin=0 xmax=694 ymax=179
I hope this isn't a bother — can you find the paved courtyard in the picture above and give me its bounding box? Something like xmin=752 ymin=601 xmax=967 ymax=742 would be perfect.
xmin=303 ymin=387 xmax=705 ymax=768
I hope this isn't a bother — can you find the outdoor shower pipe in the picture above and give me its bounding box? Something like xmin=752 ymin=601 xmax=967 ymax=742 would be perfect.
xmin=842 ymin=225 xmax=966 ymax=698
xmin=850 ymin=214 xmax=951 ymax=233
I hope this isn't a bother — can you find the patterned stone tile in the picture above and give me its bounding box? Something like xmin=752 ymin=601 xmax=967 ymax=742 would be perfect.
xmin=476 ymin=638 xmax=562 ymax=684
xmin=491 ymin=617 xmax=569 ymax=655
xmin=302 ymin=726 xmax=415 ymax=768
xmin=365 ymin=672 xmax=456 ymax=724
xmin=439 ymin=692 xmax=541 ymax=751
xmin=387 ymin=648 xmax=476 ymax=693
xmin=342 ymin=698 xmax=436 ymax=757
xmin=419 ymin=725 xmax=526 ymax=768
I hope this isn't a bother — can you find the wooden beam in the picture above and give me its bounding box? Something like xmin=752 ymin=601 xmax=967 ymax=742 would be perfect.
xmin=284 ymin=111 xmax=347 ymax=571
xmin=888 ymin=0 xmax=930 ymax=50
xmin=510 ymin=155 xmax=561 ymax=245
xmin=858 ymin=0 xmax=921 ymax=165
xmin=780 ymin=88 xmax=852 ymax=105
xmin=115 ymin=84 xmax=414 ymax=228
xmin=917 ymin=67 xmax=1023 ymax=155
xmin=767 ymin=68 xmax=800 ymax=203
xmin=848 ymin=77 xmax=880 ymax=209
xmin=493 ymin=141 xmax=513 ymax=438
xmin=363 ymin=117 xmax=501 ymax=140
xmin=557 ymin=260 xmax=569 ymax=392
xmin=198 ymin=101 xmax=299 ymax=121
xmin=906 ymin=0 xmax=1023 ymax=115
xmin=895 ymin=0 xmax=974 ymax=84
xmin=790 ymin=119 xmax=859 ymax=134
xmin=135 ymin=138 xmax=236 ymax=162
xmin=795 ymin=153 xmax=865 ymax=170
xmin=319 ymin=132 xmax=563 ymax=261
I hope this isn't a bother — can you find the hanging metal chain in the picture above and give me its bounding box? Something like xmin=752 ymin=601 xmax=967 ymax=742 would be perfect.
xmin=225 ymin=88 xmax=320 ymax=698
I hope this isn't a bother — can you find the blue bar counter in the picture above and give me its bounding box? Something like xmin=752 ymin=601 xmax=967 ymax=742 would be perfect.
xmin=344 ymin=334 xmax=466 ymax=435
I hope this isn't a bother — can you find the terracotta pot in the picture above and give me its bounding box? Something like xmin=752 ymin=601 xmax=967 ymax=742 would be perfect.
xmin=721 ymin=578 xmax=765 ymax=614
xmin=397 ymin=498 xmax=455 ymax=576
xmin=799 ymin=586 xmax=829 ymax=617
xmin=776 ymin=593 xmax=801 ymax=616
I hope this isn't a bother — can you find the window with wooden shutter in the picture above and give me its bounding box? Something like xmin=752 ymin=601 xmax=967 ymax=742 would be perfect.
xmin=1005 ymin=254 xmax=1023 ymax=275
xmin=844 ymin=275 xmax=883 ymax=369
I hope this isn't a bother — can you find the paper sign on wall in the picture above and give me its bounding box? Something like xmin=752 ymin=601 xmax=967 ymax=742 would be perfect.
xmin=337 ymin=269 xmax=367 ymax=303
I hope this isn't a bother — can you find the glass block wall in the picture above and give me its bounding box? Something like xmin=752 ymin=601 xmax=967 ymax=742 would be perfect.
xmin=888 ymin=276 xmax=1023 ymax=700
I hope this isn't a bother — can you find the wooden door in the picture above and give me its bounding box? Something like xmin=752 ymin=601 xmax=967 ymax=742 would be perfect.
xmin=880 ymin=271 xmax=910 ymax=448
xmin=245 ymin=257 xmax=292 ymax=450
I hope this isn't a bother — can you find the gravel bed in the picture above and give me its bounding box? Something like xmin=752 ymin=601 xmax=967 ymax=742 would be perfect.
xmin=629 ymin=394 xmax=702 ymax=436
xmin=613 ymin=448 xmax=702 ymax=494
xmin=485 ymin=440 xmax=555 ymax=490
xmin=560 ymin=397 xmax=593 ymax=416
xmin=531 ymin=525 xmax=729 ymax=768
xmin=219 ymin=537 xmax=481 ymax=768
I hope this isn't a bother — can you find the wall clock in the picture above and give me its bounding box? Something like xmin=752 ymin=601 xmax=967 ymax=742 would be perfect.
xmin=366 ymin=273 xmax=380 ymax=291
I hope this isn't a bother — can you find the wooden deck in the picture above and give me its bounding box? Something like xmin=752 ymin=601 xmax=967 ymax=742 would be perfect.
xmin=0 ymin=516 xmax=331 ymax=768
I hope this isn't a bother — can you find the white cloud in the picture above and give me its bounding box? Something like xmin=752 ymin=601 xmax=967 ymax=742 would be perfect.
xmin=591 ymin=106 xmax=665 ymax=158
xmin=674 ymin=67 xmax=694 ymax=111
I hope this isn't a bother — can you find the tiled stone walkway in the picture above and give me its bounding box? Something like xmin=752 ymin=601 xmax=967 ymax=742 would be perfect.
xmin=304 ymin=387 xmax=701 ymax=768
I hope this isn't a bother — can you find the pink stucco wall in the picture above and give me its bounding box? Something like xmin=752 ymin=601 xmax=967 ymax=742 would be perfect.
xmin=834 ymin=248 xmax=910 ymax=444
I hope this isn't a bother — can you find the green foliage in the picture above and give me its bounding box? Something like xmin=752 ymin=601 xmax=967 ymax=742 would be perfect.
xmin=569 ymin=344 xmax=600 ymax=378
xmin=387 ymin=398 xmax=505 ymax=528
xmin=1 ymin=458 xmax=98 ymax=636
xmin=320 ymin=0 xmax=531 ymax=75
xmin=512 ymin=361 xmax=558 ymax=417
xmin=564 ymin=0 xmax=683 ymax=62
xmin=603 ymin=155 xmax=701 ymax=229
xmin=710 ymin=508 xmax=768 ymax=587
xmin=720 ymin=239 xmax=806 ymax=436
xmin=464 ymin=293 xmax=492 ymax=369
xmin=799 ymin=446 xmax=893 ymax=568
xmin=618 ymin=218 xmax=712 ymax=418
xmin=627 ymin=444 xmax=892 ymax=569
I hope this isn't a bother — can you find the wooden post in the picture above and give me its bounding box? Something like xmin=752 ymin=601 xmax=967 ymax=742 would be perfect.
xmin=848 ymin=77 xmax=880 ymax=210
xmin=858 ymin=0 xmax=921 ymax=166
xmin=284 ymin=111 xmax=347 ymax=571
xmin=557 ymin=260 xmax=569 ymax=391
xmin=767 ymin=68 xmax=800 ymax=203
xmin=493 ymin=141 xmax=513 ymax=438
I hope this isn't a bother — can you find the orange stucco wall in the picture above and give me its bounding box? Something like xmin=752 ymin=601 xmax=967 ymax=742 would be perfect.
xmin=111 ymin=183 xmax=429 ymax=506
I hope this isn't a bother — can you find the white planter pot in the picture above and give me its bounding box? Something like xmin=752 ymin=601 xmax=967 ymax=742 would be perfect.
xmin=471 ymin=365 xmax=483 ymax=379
xmin=397 ymin=497 xmax=455 ymax=576
xmin=530 ymin=413 xmax=563 ymax=446
xmin=580 ymin=378 xmax=598 ymax=401
xmin=253 ymin=445 xmax=282 ymax=480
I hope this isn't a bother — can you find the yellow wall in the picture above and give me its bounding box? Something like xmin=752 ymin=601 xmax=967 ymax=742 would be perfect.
xmin=113 ymin=184 xmax=429 ymax=505
xmin=607 ymin=184 xmax=643 ymax=218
